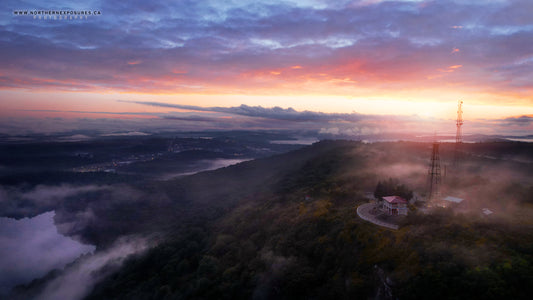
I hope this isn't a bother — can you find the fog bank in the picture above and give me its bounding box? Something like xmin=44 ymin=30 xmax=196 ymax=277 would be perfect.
xmin=0 ymin=212 xmax=95 ymax=295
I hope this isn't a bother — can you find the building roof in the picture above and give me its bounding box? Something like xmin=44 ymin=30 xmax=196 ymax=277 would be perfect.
xmin=443 ymin=196 xmax=464 ymax=203
xmin=482 ymin=208 xmax=493 ymax=215
xmin=383 ymin=196 xmax=407 ymax=204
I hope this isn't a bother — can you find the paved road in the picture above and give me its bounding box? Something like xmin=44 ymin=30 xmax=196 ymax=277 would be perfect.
xmin=357 ymin=203 xmax=399 ymax=230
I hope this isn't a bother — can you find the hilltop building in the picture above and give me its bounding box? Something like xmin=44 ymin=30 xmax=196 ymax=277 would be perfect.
xmin=382 ymin=196 xmax=408 ymax=216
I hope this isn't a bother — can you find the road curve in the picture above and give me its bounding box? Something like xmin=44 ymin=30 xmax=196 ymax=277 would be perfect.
xmin=357 ymin=202 xmax=399 ymax=230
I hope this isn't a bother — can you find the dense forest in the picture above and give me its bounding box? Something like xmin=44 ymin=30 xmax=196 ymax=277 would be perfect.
xmin=8 ymin=140 xmax=533 ymax=299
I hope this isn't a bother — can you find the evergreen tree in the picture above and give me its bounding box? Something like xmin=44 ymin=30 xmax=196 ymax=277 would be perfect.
xmin=374 ymin=181 xmax=385 ymax=199
xmin=374 ymin=179 xmax=413 ymax=200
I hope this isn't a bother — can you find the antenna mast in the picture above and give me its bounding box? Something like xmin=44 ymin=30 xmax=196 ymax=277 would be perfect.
xmin=454 ymin=100 xmax=463 ymax=165
xmin=456 ymin=100 xmax=463 ymax=144
xmin=427 ymin=133 xmax=441 ymax=201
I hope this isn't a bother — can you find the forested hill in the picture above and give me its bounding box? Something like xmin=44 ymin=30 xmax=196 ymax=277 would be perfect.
xmin=12 ymin=140 xmax=533 ymax=299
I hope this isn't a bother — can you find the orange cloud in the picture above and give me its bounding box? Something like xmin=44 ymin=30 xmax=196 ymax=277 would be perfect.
xmin=438 ymin=65 xmax=463 ymax=73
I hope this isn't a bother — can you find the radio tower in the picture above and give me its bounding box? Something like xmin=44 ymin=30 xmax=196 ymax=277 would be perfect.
xmin=427 ymin=136 xmax=441 ymax=201
xmin=454 ymin=100 xmax=464 ymax=165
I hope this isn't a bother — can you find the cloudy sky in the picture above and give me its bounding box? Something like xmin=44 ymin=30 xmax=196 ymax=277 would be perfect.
xmin=0 ymin=0 xmax=532 ymax=135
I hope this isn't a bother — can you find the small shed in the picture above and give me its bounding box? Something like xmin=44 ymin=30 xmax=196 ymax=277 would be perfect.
xmin=443 ymin=196 xmax=464 ymax=204
xmin=436 ymin=196 xmax=466 ymax=208
xmin=482 ymin=208 xmax=493 ymax=216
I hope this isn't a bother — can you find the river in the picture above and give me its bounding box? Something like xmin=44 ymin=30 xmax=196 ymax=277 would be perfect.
xmin=0 ymin=211 xmax=95 ymax=296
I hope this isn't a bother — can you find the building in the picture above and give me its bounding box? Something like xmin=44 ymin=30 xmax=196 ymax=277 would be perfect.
xmin=382 ymin=196 xmax=408 ymax=216
xmin=436 ymin=196 xmax=465 ymax=208
xmin=482 ymin=208 xmax=493 ymax=216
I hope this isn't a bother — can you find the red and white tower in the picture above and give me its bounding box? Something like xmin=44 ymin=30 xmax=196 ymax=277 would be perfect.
xmin=454 ymin=100 xmax=463 ymax=165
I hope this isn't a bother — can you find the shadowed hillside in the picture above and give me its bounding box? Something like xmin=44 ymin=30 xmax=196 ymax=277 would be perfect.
xmin=8 ymin=140 xmax=533 ymax=300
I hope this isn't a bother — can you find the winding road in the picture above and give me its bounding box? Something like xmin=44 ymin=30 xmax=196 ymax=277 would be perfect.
xmin=357 ymin=203 xmax=399 ymax=230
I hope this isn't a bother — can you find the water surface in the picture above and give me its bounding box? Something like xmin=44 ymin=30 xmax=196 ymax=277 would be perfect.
xmin=0 ymin=211 xmax=95 ymax=295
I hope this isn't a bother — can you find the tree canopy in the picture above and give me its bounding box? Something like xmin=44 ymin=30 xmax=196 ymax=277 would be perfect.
xmin=374 ymin=178 xmax=414 ymax=201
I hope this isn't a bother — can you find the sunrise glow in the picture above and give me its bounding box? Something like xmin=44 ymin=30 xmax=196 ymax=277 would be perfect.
xmin=1 ymin=0 xmax=532 ymax=136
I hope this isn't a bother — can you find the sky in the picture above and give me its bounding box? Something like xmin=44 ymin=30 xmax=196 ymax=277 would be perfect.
xmin=0 ymin=0 xmax=532 ymax=136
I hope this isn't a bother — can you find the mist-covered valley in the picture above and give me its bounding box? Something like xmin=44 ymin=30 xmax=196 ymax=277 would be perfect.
xmin=3 ymin=0 xmax=533 ymax=298
xmin=1 ymin=133 xmax=532 ymax=299
xmin=0 ymin=131 xmax=304 ymax=298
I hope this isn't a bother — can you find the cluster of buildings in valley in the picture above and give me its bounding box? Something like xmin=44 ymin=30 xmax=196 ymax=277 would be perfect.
xmin=72 ymin=152 xmax=162 ymax=173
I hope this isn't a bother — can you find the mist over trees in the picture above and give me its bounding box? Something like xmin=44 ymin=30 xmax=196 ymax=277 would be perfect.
xmin=2 ymin=139 xmax=533 ymax=299
xmin=374 ymin=178 xmax=414 ymax=200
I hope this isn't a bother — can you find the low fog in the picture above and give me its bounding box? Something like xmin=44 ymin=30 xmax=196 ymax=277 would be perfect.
xmin=159 ymin=158 xmax=252 ymax=180
xmin=0 ymin=185 xmax=110 ymax=219
xmin=0 ymin=183 xmax=157 ymax=298
xmin=0 ymin=212 xmax=95 ymax=295
xmin=352 ymin=142 xmax=533 ymax=214
xmin=35 ymin=236 xmax=151 ymax=300
xmin=0 ymin=139 xmax=531 ymax=299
